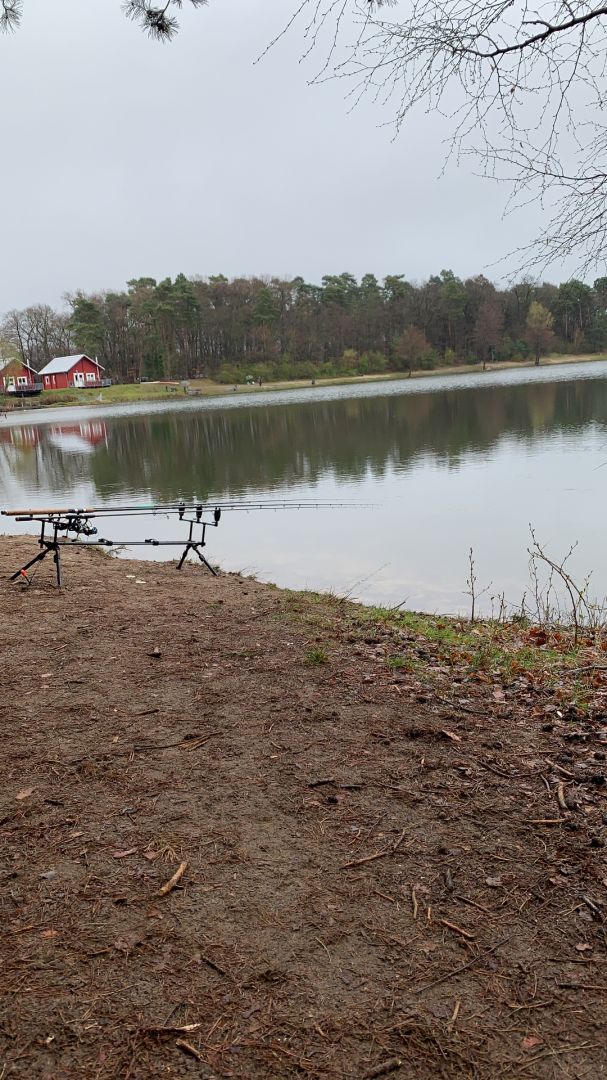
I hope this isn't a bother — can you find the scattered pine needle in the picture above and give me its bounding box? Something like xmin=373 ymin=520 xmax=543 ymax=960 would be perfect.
xmin=438 ymin=918 xmax=476 ymax=940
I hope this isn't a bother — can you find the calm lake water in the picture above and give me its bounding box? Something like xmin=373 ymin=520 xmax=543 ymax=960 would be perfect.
xmin=2 ymin=361 xmax=607 ymax=614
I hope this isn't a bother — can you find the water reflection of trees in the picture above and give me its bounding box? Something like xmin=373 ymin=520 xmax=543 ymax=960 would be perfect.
xmin=1 ymin=377 xmax=606 ymax=503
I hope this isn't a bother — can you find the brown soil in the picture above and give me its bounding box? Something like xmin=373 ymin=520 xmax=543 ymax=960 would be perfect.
xmin=1 ymin=535 xmax=607 ymax=1079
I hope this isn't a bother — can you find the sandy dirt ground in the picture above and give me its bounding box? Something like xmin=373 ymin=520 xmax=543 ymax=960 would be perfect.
xmin=1 ymin=535 xmax=607 ymax=1078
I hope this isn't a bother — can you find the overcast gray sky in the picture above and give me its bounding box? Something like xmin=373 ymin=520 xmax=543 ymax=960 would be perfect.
xmin=0 ymin=0 xmax=575 ymax=312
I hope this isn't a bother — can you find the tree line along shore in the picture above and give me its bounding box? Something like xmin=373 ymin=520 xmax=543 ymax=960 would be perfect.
xmin=2 ymin=270 xmax=607 ymax=392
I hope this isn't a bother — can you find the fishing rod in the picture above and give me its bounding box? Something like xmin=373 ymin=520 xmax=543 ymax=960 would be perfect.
xmin=2 ymin=497 xmax=366 ymax=588
xmin=1 ymin=498 xmax=362 ymax=518
xmin=4 ymin=503 xmax=223 ymax=588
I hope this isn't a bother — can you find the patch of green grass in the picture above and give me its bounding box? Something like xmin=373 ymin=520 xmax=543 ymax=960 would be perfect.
xmin=465 ymin=640 xmax=580 ymax=680
xmin=568 ymin=679 xmax=592 ymax=712
xmin=510 ymin=645 xmax=568 ymax=669
xmin=305 ymin=646 xmax=329 ymax=666
xmin=385 ymin=655 xmax=418 ymax=671
xmin=351 ymin=606 xmax=479 ymax=648
xmin=276 ymin=586 xmax=587 ymax=687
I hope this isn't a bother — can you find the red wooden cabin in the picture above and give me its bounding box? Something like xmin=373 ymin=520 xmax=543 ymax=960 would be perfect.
xmin=0 ymin=358 xmax=41 ymax=395
xmin=38 ymin=354 xmax=109 ymax=390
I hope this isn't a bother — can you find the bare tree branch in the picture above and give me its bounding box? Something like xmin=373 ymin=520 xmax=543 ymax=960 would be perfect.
xmin=455 ymin=5 xmax=607 ymax=59
xmin=279 ymin=0 xmax=607 ymax=273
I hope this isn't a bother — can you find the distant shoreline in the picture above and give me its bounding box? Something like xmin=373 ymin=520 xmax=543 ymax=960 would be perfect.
xmin=2 ymin=352 xmax=606 ymax=415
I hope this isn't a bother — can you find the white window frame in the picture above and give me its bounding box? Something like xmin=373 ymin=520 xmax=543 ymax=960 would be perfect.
xmin=86 ymin=371 xmax=97 ymax=382
xmin=17 ymin=376 xmax=28 ymax=386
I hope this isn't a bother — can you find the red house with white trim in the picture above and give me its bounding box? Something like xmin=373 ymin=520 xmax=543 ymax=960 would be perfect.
xmin=0 ymin=357 xmax=41 ymax=395
xmin=38 ymin=354 xmax=109 ymax=391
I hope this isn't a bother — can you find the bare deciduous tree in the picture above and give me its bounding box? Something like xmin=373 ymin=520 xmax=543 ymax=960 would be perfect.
xmin=277 ymin=1 xmax=607 ymax=273
xmin=4 ymin=1 xmax=607 ymax=268
xmin=1 ymin=305 xmax=74 ymax=368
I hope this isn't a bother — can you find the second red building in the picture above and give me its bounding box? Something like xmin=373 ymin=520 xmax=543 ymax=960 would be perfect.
xmin=39 ymin=354 xmax=108 ymax=390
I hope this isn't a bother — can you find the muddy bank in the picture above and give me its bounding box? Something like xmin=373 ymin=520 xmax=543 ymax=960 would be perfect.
xmin=1 ymin=536 xmax=607 ymax=1078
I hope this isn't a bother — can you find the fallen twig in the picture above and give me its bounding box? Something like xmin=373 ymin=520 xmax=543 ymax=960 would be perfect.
xmin=415 ymin=936 xmax=510 ymax=994
xmin=373 ymin=889 xmax=396 ymax=903
xmin=448 ymin=998 xmax=461 ymax=1031
xmin=134 ymin=739 xmax=187 ymax=752
xmin=175 ymin=1038 xmax=204 ymax=1062
xmin=527 ymin=818 xmax=564 ymax=825
xmin=454 ymin=894 xmax=492 ymax=915
xmin=182 ymin=730 xmax=221 ymax=751
xmin=140 ymin=1024 xmax=201 ymax=1035
xmin=341 ymin=850 xmax=388 ymax=869
xmin=157 ymin=861 xmax=188 ymax=897
xmin=524 ymin=1042 xmax=599 ymax=1066
xmin=392 ymin=827 xmax=407 ymax=853
xmin=477 ymin=758 xmax=516 ymax=779
xmin=200 ymin=954 xmax=227 ymax=976
xmin=340 ymin=827 xmax=407 ymax=869
xmin=438 ymin=918 xmax=475 ymax=940
xmin=363 ymin=1059 xmax=403 ymax=1079
xmin=547 ymin=761 xmax=577 ymax=779
xmin=411 ymin=888 xmax=418 ymax=920
xmin=582 ymin=896 xmax=604 ymax=920
xmin=556 ymin=782 xmax=568 ymax=812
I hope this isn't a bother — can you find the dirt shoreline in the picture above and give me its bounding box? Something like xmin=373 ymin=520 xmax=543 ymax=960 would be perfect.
xmin=2 ymin=536 xmax=607 ymax=1078
xmin=3 ymin=353 xmax=606 ymax=416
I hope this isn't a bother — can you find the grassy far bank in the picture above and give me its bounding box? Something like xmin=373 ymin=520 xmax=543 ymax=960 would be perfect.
xmin=2 ymin=352 xmax=606 ymax=413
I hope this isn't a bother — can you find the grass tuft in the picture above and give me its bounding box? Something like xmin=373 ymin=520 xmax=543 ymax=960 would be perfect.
xmin=304 ymin=645 xmax=329 ymax=666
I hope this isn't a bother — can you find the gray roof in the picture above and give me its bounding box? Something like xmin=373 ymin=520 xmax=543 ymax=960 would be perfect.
xmin=39 ymin=354 xmax=104 ymax=376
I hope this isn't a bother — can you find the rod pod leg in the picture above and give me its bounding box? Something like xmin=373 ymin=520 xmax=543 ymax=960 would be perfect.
xmin=9 ymin=544 xmax=53 ymax=583
xmin=54 ymin=543 xmax=62 ymax=588
xmin=175 ymin=542 xmax=216 ymax=576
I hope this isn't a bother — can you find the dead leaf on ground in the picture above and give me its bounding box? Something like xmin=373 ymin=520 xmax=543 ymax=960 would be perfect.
xmin=114 ymin=931 xmax=145 ymax=952
xmin=441 ymin=729 xmax=462 ymax=742
xmin=521 ymin=1035 xmax=542 ymax=1051
xmin=575 ymin=942 xmax=593 ymax=952
xmin=40 ymin=929 xmax=59 ymax=939
xmin=112 ymin=848 xmax=138 ymax=859
xmin=16 ymin=787 xmax=35 ymax=800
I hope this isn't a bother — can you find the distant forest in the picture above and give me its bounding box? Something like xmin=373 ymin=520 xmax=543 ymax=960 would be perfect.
xmin=2 ymin=271 xmax=607 ymax=383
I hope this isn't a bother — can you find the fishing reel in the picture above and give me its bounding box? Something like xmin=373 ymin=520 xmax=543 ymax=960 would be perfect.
xmin=58 ymin=514 xmax=98 ymax=538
